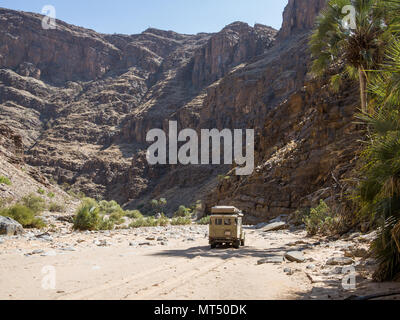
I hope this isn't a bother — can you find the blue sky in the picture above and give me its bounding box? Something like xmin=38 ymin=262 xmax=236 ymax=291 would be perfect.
xmin=0 ymin=0 xmax=288 ymax=35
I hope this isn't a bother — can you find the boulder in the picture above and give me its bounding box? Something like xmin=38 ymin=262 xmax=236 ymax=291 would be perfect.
xmin=284 ymin=251 xmax=306 ymax=263
xmin=0 ymin=216 xmax=24 ymax=236
xmin=326 ymin=257 xmax=354 ymax=266
xmin=257 ymin=255 xmax=284 ymax=265
xmin=261 ymin=222 xmax=288 ymax=232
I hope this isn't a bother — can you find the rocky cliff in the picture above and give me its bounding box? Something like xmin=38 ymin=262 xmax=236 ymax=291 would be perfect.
xmin=0 ymin=0 xmax=362 ymax=221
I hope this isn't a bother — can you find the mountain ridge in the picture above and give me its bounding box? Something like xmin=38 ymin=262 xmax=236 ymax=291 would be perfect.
xmin=0 ymin=0 xmax=360 ymax=223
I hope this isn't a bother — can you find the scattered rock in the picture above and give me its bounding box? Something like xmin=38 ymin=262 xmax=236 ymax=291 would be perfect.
xmin=358 ymin=232 xmax=377 ymax=243
xmin=94 ymin=239 xmax=109 ymax=247
xmin=25 ymin=249 xmax=44 ymax=256
xmin=0 ymin=216 xmax=24 ymax=236
xmin=139 ymin=242 xmax=151 ymax=246
xmin=257 ymin=255 xmax=284 ymax=265
xmin=36 ymin=233 xmax=53 ymax=242
xmin=284 ymin=251 xmax=306 ymax=263
xmin=344 ymin=248 xmax=369 ymax=258
xmin=348 ymin=232 xmax=361 ymax=240
xmin=60 ymin=247 xmax=76 ymax=252
xmin=330 ymin=266 xmax=344 ymax=275
xmin=41 ymin=250 xmax=57 ymax=256
xmin=306 ymin=264 xmax=316 ymax=270
xmin=305 ymin=273 xmax=325 ymax=284
xmin=146 ymin=236 xmax=156 ymax=241
xmin=57 ymin=215 xmax=74 ymax=223
xmin=326 ymin=257 xmax=354 ymax=266
xmin=129 ymin=242 xmax=138 ymax=247
xmin=261 ymin=222 xmax=288 ymax=232
xmin=284 ymin=267 xmax=294 ymax=275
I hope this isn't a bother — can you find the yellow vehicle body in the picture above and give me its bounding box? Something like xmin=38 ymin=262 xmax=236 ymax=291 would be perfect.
xmin=209 ymin=206 xmax=245 ymax=249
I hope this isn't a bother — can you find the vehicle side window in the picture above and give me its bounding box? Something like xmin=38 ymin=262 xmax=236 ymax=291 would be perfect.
xmin=224 ymin=219 xmax=231 ymax=225
xmin=216 ymin=219 xmax=222 ymax=225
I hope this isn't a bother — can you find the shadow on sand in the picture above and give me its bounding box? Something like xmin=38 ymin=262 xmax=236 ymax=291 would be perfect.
xmin=149 ymin=244 xmax=289 ymax=260
xmin=150 ymin=244 xmax=400 ymax=300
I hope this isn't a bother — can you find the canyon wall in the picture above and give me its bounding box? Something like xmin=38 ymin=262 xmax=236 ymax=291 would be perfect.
xmin=0 ymin=0 xmax=362 ymax=221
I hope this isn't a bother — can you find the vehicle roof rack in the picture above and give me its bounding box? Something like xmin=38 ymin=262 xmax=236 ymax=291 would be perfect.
xmin=211 ymin=206 xmax=242 ymax=214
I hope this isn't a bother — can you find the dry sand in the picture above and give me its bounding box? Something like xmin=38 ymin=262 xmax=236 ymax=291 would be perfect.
xmin=0 ymin=225 xmax=399 ymax=300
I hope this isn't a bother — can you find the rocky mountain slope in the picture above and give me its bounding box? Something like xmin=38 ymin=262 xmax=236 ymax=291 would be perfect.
xmin=0 ymin=0 xmax=362 ymax=221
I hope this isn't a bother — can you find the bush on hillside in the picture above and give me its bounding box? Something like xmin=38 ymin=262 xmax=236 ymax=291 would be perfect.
xmin=21 ymin=194 xmax=46 ymax=215
xmin=0 ymin=204 xmax=46 ymax=229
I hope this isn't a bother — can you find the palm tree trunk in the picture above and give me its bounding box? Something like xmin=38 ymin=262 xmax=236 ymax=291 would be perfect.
xmin=359 ymin=68 xmax=367 ymax=113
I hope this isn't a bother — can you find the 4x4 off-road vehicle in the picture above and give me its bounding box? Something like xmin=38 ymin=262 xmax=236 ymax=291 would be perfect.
xmin=209 ymin=206 xmax=245 ymax=249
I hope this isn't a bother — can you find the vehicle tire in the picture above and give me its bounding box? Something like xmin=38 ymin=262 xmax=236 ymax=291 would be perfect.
xmin=241 ymin=238 xmax=245 ymax=246
xmin=211 ymin=243 xmax=217 ymax=249
xmin=233 ymin=240 xmax=240 ymax=249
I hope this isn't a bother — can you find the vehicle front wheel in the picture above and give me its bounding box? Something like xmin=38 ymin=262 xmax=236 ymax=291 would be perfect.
xmin=233 ymin=240 xmax=240 ymax=249
xmin=241 ymin=238 xmax=245 ymax=246
xmin=211 ymin=243 xmax=217 ymax=249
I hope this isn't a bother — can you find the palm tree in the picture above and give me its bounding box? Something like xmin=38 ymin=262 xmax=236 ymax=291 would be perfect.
xmin=310 ymin=0 xmax=388 ymax=113
xmin=356 ymin=40 xmax=400 ymax=281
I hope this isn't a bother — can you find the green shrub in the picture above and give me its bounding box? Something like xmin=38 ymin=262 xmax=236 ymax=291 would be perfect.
xmin=48 ymin=202 xmax=65 ymax=213
xmin=37 ymin=188 xmax=45 ymax=195
xmin=171 ymin=217 xmax=192 ymax=226
xmin=149 ymin=198 xmax=167 ymax=214
xmin=0 ymin=205 xmax=46 ymax=229
xmin=125 ymin=210 xmax=143 ymax=219
xmin=109 ymin=211 xmax=124 ymax=225
xmin=174 ymin=205 xmax=192 ymax=218
xmin=97 ymin=200 xmax=125 ymax=225
xmin=73 ymin=198 xmax=124 ymax=231
xmin=47 ymin=192 xmax=55 ymax=198
xmin=0 ymin=197 xmax=12 ymax=209
xmin=99 ymin=200 xmax=122 ymax=215
xmin=158 ymin=214 xmax=169 ymax=227
xmin=0 ymin=176 xmax=12 ymax=186
xmin=73 ymin=200 xmax=101 ymax=231
xmin=290 ymin=208 xmax=310 ymax=226
xmin=129 ymin=217 xmax=160 ymax=228
xmin=67 ymin=189 xmax=86 ymax=200
xmin=145 ymin=217 xmax=159 ymax=227
xmin=98 ymin=218 xmax=115 ymax=230
xmin=197 ymin=216 xmax=211 ymax=225
xmin=21 ymin=194 xmax=46 ymax=215
xmin=129 ymin=218 xmax=147 ymax=228
xmin=303 ymin=200 xmax=337 ymax=236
